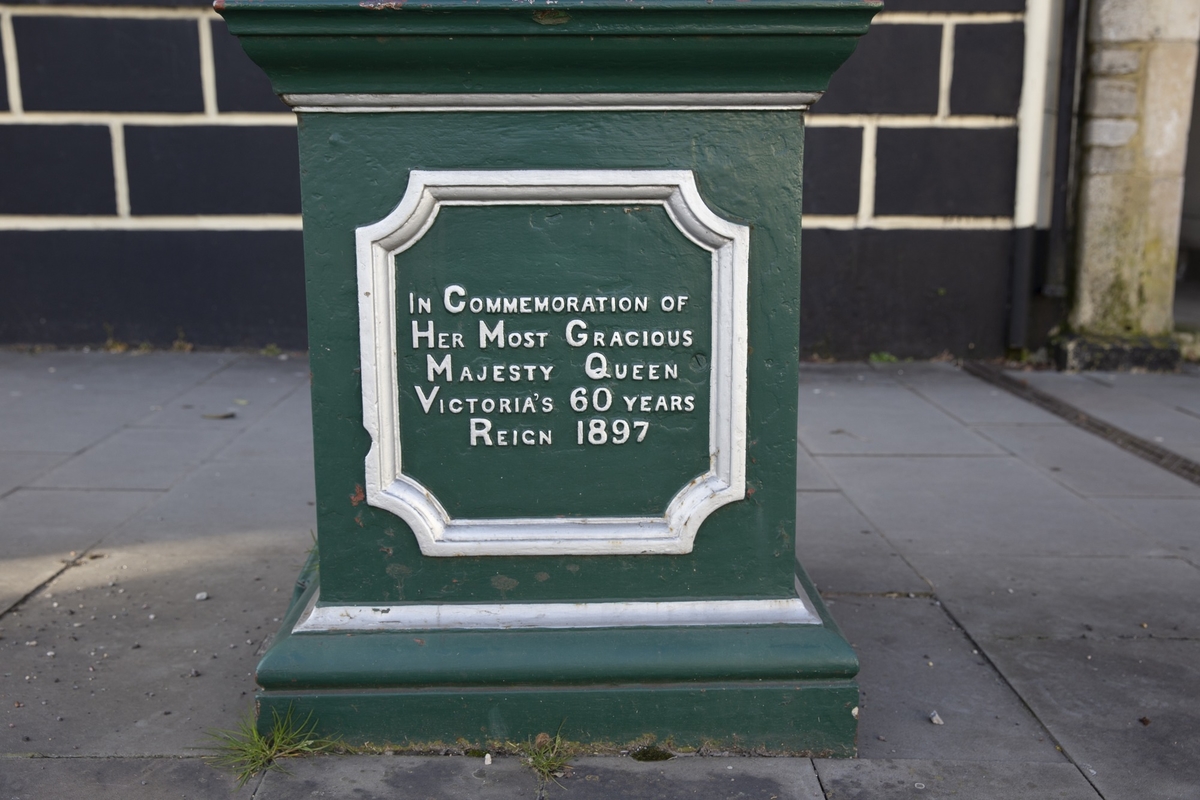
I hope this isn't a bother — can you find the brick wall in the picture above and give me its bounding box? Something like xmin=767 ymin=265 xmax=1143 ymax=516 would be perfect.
xmin=0 ymin=0 xmax=1041 ymax=357
xmin=802 ymin=0 xmax=1029 ymax=358
xmin=0 ymin=1 xmax=306 ymax=348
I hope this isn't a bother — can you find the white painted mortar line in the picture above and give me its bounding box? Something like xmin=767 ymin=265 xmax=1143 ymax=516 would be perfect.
xmin=109 ymin=122 xmax=131 ymax=218
xmin=855 ymin=119 xmax=876 ymax=227
xmin=0 ymin=10 xmax=21 ymax=115
xmin=801 ymin=215 xmax=857 ymax=230
xmin=0 ymin=214 xmax=304 ymax=230
xmin=938 ymin=20 xmax=956 ymax=119
xmin=802 ymin=214 xmax=1014 ymax=231
xmin=0 ymin=111 xmax=295 ymax=126
xmin=197 ymin=16 xmax=218 ymax=118
xmin=875 ymin=12 xmax=1025 ymax=25
xmin=806 ymin=114 xmax=1015 ymax=129
xmin=868 ymin=215 xmax=1014 ymax=230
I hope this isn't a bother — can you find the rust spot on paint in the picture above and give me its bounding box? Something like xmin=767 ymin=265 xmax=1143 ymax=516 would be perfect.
xmin=354 ymin=513 xmax=364 ymax=527
xmin=212 ymin=0 xmax=225 ymax=9
xmin=413 ymin=637 xmax=425 ymax=646
xmin=532 ymin=9 xmax=570 ymax=24
xmin=491 ymin=575 xmax=519 ymax=592
xmin=350 ymin=484 xmax=365 ymax=505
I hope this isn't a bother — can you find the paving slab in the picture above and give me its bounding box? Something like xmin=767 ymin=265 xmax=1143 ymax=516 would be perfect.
xmin=0 ymin=352 xmax=232 ymax=400
xmin=798 ymin=382 xmax=1001 ymax=456
xmin=0 ymin=755 xmax=254 ymax=800
xmin=1028 ymin=370 xmax=1200 ymax=415
xmin=1095 ymin=497 xmax=1200 ymax=566
xmin=796 ymin=446 xmax=839 ymax=491
xmin=818 ymin=455 xmax=1161 ymax=557
xmin=0 ymin=489 xmax=160 ymax=613
xmin=974 ymin=423 xmax=1200 ymax=498
xmin=1015 ymin=371 xmax=1200 ymax=462
xmin=103 ymin=456 xmax=316 ymax=546
xmin=132 ymin=356 xmax=308 ymax=432
xmin=907 ymin=553 xmax=1200 ymax=640
xmin=985 ymin=636 xmax=1200 ymax=800
xmin=0 ymin=532 xmax=308 ymax=756
xmin=822 ymin=596 xmax=1062 ymax=762
xmin=0 ymin=353 xmax=234 ymax=453
xmin=875 ymin=363 xmax=1064 ymax=426
xmin=813 ymin=759 xmax=1098 ymax=800
xmin=256 ymin=755 xmax=826 ymax=800
xmin=0 ymin=451 xmax=68 ymax=497
xmin=796 ymin=491 xmax=928 ymax=596
xmin=213 ymin=385 xmax=314 ymax=464
xmin=30 ymin=427 xmax=235 ymax=491
xmin=799 ymin=364 xmax=899 ymax=386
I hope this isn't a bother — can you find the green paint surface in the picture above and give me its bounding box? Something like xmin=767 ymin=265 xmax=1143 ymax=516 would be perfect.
xmin=220 ymin=0 xmax=879 ymax=97
xmin=259 ymin=683 xmax=860 ymax=754
xmin=298 ymin=110 xmax=803 ymax=605
xmin=258 ymin=575 xmax=859 ymax=753
xmin=397 ymin=204 xmax=710 ymax=518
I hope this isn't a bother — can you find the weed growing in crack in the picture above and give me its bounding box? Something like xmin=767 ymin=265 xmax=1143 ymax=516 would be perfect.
xmin=510 ymin=722 xmax=574 ymax=788
xmin=202 ymin=706 xmax=340 ymax=787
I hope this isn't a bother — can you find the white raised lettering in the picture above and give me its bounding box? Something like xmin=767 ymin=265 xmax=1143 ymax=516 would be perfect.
xmin=565 ymin=319 xmax=588 ymax=347
xmin=412 ymin=320 xmax=434 ymax=349
xmin=415 ymin=384 xmax=440 ymax=413
xmin=480 ymin=319 xmax=505 ymax=348
xmin=585 ymin=353 xmax=609 ymax=380
xmin=444 ymin=284 xmax=466 ymax=313
xmin=427 ymin=353 xmax=452 ymax=382
xmin=470 ymin=418 xmax=493 ymax=446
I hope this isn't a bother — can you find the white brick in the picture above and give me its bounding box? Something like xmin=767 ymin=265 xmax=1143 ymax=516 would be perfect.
xmin=1090 ymin=47 xmax=1141 ymax=75
xmin=1085 ymin=118 xmax=1139 ymax=146
xmin=1087 ymin=77 xmax=1140 ymax=116
xmin=1085 ymin=146 xmax=1135 ymax=174
xmin=1091 ymin=0 xmax=1200 ymax=43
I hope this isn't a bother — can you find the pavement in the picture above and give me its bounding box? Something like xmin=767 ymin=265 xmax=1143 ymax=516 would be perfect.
xmin=1 ymin=350 xmax=1197 ymax=799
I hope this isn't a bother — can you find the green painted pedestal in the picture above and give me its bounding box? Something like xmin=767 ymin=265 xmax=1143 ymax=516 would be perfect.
xmin=219 ymin=0 xmax=878 ymax=755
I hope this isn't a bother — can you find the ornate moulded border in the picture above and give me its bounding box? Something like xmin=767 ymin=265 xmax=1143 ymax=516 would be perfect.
xmin=356 ymin=169 xmax=748 ymax=556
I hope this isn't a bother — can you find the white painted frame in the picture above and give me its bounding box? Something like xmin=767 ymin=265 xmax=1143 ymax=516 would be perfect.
xmin=293 ymin=583 xmax=820 ymax=633
xmin=357 ymin=169 xmax=748 ymax=557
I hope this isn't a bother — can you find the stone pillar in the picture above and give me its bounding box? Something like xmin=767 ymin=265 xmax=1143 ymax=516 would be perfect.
xmin=1070 ymin=0 xmax=1200 ymax=356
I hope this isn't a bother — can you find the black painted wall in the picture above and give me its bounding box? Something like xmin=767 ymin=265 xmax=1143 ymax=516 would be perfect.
xmin=0 ymin=1 xmax=1031 ymax=358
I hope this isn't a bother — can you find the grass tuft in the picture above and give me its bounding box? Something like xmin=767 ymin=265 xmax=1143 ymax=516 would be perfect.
xmin=509 ymin=721 xmax=574 ymax=786
xmin=203 ymin=707 xmax=340 ymax=788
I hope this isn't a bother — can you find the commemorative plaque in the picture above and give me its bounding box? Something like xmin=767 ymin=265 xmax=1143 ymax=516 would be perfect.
xmin=220 ymin=0 xmax=879 ymax=754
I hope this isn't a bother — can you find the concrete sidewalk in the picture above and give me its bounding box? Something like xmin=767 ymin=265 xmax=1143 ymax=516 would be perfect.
xmin=1 ymin=352 xmax=1197 ymax=799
